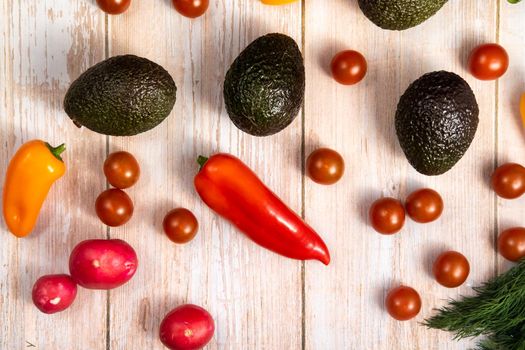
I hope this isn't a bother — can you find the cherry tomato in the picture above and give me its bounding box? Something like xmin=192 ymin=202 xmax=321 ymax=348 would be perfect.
xmin=159 ymin=304 xmax=215 ymax=350
xmin=491 ymin=163 xmax=525 ymax=199
xmin=498 ymin=227 xmax=525 ymax=262
xmin=95 ymin=189 xmax=134 ymax=227
xmin=172 ymin=0 xmax=209 ymax=18
xmin=32 ymin=274 xmax=77 ymax=314
xmin=432 ymin=251 xmax=470 ymax=288
xmin=104 ymin=151 xmax=140 ymax=189
xmin=468 ymin=43 xmax=509 ymax=80
xmin=385 ymin=286 xmax=421 ymax=321
xmin=163 ymin=208 xmax=199 ymax=244
xmin=369 ymin=197 xmax=405 ymax=235
xmin=405 ymin=188 xmax=444 ymax=223
xmin=330 ymin=50 xmax=367 ymax=85
xmin=69 ymin=239 xmax=138 ymax=290
xmin=96 ymin=0 xmax=131 ymax=15
xmin=306 ymin=148 xmax=345 ymax=185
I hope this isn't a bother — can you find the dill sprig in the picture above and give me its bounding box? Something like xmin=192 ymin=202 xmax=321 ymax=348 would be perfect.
xmin=423 ymin=259 xmax=525 ymax=349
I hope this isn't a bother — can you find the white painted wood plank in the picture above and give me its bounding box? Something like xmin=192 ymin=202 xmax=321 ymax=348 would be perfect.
xmin=498 ymin=3 xmax=525 ymax=273
xmin=0 ymin=1 xmax=107 ymax=349
xmin=304 ymin=1 xmax=497 ymax=349
xmin=106 ymin=1 xmax=303 ymax=349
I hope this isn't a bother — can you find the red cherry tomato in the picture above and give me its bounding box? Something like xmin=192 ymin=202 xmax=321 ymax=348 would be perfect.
xmin=306 ymin=148 xmax=345 ymax=185
xmin=405 ymin=188 xmax=444 ymax=223
xmin=104 ymin=151 xmax=140 ymax=189
xmin=172 ymin=0 xmax=209 ymax=18
xmin=432 ymin=251 xmax=470 ymax=288
xmin=95 ymin=189 xmax=134 ymax=227
xmin=32 ymin=274 xmax=77 ymax=314
xmin=163 ymin=208 xmax=199 ymax=244
xmin=69 ymin=239 xmax=138 ymax=290
xmin=491 ymin=163 xmax=525 ymax=199
xmin=369 ymin=197 xmax=405 ymax=234
xmin=330 ymin=50 xmax=367 ymax=85
xmin=159 ymin=304 xmax=215 ymax=350
xmin=498 ymin=227 xmax=525 ymax=262
xmin=96 ymin=0 xmax=131 ymax=15
xmin=468 ymin=43 xmax=509 ymax=80
xmin=385 ymin=286 xmax=421 ymax=321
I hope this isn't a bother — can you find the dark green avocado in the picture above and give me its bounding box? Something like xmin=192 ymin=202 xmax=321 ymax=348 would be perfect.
xmin=395 ymin=71 xmax=479 ymax=176
xmin=64 ymin=55 xmax=176 ymax=136
xmin=358 ymin=0 xmax=448 ymax=31
xmin=223 ymin=33 xmax=305 ymax=137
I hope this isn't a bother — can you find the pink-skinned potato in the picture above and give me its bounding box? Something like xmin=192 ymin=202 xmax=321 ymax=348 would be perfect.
xmin=69 ymin=239 xmax=138 ymax=290
xmin=32 ymin=274 xmax=78 ymax=314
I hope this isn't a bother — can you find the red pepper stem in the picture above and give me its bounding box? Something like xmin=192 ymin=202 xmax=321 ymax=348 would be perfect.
xmin=197 ymin=156 xmax=209 ymax=170
xmin=46 ymin=143 xmax=66 ymax=162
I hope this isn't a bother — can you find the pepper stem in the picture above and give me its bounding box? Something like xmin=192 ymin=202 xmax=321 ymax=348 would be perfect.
xmin=46 ymin=143 xmax=66 ymax=162
xmin=197 ymin=156 xmax=209 ymax=170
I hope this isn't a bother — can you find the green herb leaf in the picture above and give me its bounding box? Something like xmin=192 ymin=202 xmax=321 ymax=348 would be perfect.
xmin=508 ymin=0 xmax=522 ymax=4
xmin=423 ymin=259 xmax=525 ymax=349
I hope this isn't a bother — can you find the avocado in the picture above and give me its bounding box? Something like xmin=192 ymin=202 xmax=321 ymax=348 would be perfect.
xmin=64 ymin=55 xmax=176 ymax=136
xmin=358 ymin=0 xmax=448 ymax=31
xmin=395 ymin=71 xmax=479 ymax=176
xmin=223 ymin=33 xmax=305 ymax=137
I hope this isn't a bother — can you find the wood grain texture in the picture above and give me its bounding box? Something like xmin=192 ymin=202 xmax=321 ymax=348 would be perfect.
xmin=497 ymin=3 xmax=525 ymax=273
xmin=303 ymin=1 xmax=497 ymax=349
xmin=106 ymin=1 xmax=302 ymax=349
xmin=0 ymin=1 xmax=107 ymax=349
xmin=1 ymin=1 xmax=525 ymax=349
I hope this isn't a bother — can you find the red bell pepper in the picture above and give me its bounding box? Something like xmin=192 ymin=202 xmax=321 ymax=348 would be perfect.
xmin=194 ymin=153 xmax=330 ymax=265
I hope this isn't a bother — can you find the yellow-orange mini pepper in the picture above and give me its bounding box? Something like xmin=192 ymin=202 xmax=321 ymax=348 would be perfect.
xmin=3 ymin=140 xmax=66 ymax=237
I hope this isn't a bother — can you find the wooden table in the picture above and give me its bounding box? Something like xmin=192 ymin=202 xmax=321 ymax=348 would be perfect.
xmin=1 ymin=1 xmax=524 ymax=349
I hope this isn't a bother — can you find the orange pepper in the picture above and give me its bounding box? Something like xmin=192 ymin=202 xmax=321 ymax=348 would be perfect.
xmin=520 ymin=93 xmax=525 ymax=129
xmin=3 ymin=140 xmax=66 ymax=237
xmin=261 ymin=0 xmax=298 ymax=5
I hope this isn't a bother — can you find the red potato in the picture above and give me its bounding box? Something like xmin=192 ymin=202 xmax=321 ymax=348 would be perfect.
xmin=159 ymin=304 xmax=215 ymax=350
xmin=69 ymin=239 xmax=138 ymax=290
xmin=32 ymin=274 xmax=77 ymax=314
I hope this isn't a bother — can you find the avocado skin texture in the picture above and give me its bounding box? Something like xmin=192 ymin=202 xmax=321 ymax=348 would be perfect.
xmin=358 ymin=0 xmax=448 ymax=30
xmin=224 ymin=33 xmax=305 ymax=137
xmin=395 ymin=71 xmax=479 ymax=176
xmin=64 ymin=55 xmax=176 ymax=136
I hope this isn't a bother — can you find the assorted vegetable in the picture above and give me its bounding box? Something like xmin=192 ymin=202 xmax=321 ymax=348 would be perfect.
xmin=69 ymin=239 xmax=138 ymax=290
xmin=491 ymin=162 xmax=525 ymax=199
xmin=385 ymin=286 xmax=421 ymax=321
xmin=163 ymin=208 xmax=199 ymax=244
xmin=432 ymin=251 xmax=470 ymax=288
xmin=172 ymin=0 xmax=209 ymax=18
xmin=306 ymin=148 xmax=345 ymax=185
xmin=32 ymin=274 xmax=78 ymax=314
xmin=104 ymin=151 xmax=140 ymax=189
xmin=5 ymin=2 xmax=525 ymax=349
xmin=405 ymin=188 xmax=443 ymax=223
xmin=468 ymin=43 xmax=509 ymax=81
xmin=498 ymin=227 xmax=525 ymax=262
xmin=2 ymin=140 xmax=66 ymax=237
xmin=330 ymin=50 xmax=367 ymax=86
xmin=424 ymin=259 xmax=525 ymax=349
xmin=194 ymin=154 xmax=330 ymax=264
xmin=369 ymin=197 xmax=405 ymax=235
xmin=96 ymin=0 xmax=131 ymax=15
xmin=95 ymin=189 xmax=134 ymax=227
xmin=159 ymin=304 xmax=215 ymax=350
